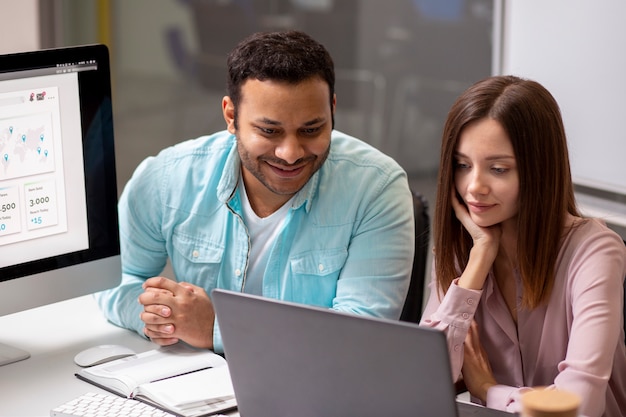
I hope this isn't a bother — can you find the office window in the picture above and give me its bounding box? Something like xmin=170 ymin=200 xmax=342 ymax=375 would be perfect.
xmin=47 ymin=0 xmax=493 ymax=197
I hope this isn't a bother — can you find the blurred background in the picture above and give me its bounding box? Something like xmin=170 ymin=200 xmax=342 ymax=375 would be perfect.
xmin=2 ymin=0 xmax=496 ymax=286
xmin=33 ymin=0 xmax=495 ymax=204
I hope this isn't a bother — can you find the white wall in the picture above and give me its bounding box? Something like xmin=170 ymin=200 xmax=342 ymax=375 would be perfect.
xmin=499 ymin=0 xmax=626 ymax=196
xmin=0 ymin=0 xmax=40 ymax=54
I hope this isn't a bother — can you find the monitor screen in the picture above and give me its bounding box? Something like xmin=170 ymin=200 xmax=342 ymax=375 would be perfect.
xmin=0 ymin=44 xmax=121 ymax=364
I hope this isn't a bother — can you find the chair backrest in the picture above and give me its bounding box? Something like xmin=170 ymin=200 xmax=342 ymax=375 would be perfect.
xmin=400 ymin=191 xmax=430 ymax=323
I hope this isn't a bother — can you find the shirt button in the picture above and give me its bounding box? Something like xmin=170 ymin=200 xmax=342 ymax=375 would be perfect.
xmin=462 ymin=313 xmax=470 ymax=320
xmin=454 ymin=345 xmax=461 ymax=352
xmin=235 ymin=269 xmax=241 ymax=276
xmin=192 ymin=250 xmax=199 ymax=258
xmin=467 ymin=298 xmax=474 ymax=305
xmin=318 ymin=263 xmax=324 ymax=272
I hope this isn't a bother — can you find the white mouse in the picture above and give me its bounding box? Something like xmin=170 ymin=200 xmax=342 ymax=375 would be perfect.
xmin=74 ymin=344 xmax=136 ymax=367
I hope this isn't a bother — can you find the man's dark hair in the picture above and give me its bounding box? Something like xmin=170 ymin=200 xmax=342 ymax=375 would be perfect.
xmin=226 ymin=30 xmax=335 ymax=127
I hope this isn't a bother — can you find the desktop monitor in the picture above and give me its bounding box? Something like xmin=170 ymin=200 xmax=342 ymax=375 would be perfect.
xmin=0 ymin=44 xmax=121 ymax=365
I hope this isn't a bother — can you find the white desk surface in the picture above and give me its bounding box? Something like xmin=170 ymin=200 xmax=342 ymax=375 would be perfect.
xmin=0 ymin=294 xmax=239 ymax=417
xmin=1 ymin=294 xmax=487 ymax=417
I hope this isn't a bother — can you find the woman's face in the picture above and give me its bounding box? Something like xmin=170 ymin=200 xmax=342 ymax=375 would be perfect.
xmin=454 ymin=118 xmax=519 ymax=229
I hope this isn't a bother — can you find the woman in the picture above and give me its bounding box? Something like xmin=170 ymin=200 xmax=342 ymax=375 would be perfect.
xmin=420 ymin=75 xmax=626 ymax=417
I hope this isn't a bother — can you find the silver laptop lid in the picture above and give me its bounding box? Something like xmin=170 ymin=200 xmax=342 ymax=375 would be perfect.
xmin=212 ymin=289 xmax=459 ymax=417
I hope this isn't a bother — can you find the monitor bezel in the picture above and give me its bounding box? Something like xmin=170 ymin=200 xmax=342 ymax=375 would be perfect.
xmin=0 ymin=44 xmax=121 ymax=314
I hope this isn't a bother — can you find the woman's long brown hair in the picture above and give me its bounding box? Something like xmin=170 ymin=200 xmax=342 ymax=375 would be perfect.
xmin=433 ymin=75 xmax=579 ymax=308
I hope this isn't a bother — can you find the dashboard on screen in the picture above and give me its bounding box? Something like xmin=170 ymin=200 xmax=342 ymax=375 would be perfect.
xmin=0 ymin=44 xmax=121 ymax=319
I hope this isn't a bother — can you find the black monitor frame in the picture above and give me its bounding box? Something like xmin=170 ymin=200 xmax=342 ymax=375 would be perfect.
xmin=0 ymin=44 xmax=120 ymax=311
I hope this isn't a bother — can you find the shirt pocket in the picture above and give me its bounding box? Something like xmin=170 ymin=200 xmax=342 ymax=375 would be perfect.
xmin=288 ymin=248 xmax=348 ymax=306
xmin=171 ymin=230 xmax=224 ymax=288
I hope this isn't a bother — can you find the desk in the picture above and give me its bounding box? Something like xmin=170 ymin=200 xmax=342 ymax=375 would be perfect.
xmin=1 ymin=295 xmax=509 ymax=417
xmin=0 ymin=295 xmax=239 ymax=416
xmin=1 ymin=295 xmax=152 ymax=416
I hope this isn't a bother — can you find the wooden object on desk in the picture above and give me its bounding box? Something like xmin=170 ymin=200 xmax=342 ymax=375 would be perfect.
xmin=521 ymin=389 xmax=580 ymax=417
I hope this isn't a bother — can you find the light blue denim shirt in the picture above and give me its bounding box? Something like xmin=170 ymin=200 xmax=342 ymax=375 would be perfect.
xmin=95 ymin=130 xmax=414 ymax=352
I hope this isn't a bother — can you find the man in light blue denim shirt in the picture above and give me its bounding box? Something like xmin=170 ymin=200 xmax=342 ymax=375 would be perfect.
xmin=95 ymin=30 xmax=414 ymax=353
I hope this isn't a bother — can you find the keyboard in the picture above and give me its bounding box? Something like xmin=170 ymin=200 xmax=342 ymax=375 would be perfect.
xmin=50 ymin=392 xmax=177 ymax=417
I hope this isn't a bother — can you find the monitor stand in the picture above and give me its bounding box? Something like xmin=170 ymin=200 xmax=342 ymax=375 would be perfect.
xmin=0 ymin=342 xmax=31 ymax=366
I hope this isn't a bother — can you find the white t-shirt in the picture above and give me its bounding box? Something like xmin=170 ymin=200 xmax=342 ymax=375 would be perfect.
xmin=239 ymin=178 xmax=292 ymax=295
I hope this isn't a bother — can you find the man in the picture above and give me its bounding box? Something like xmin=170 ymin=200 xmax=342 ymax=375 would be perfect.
xmin=96 ymin=31 xmax=414 ymax=352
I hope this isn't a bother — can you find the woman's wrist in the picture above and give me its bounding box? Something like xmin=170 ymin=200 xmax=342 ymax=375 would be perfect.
xmin=458 ymin=246 xmax=496 ymax=290
xmin=478 ymin=381 xmax=496 ymax=404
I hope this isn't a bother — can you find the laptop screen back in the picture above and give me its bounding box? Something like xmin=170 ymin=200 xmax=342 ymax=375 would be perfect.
xmin=212 ymin=289 xmax=459 ymax=417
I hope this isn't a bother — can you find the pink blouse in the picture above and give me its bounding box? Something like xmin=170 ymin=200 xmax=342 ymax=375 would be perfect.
xmin=421 ymin=218 xmax=626 ymax=417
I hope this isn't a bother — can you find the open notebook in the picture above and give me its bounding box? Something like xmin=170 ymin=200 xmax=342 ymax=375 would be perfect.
xmin=212 ymin=289 xmax=513 ymax=417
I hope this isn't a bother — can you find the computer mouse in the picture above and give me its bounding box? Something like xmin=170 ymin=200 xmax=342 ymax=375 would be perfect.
xmin=74 ymin=344 xmax=137 ymax=367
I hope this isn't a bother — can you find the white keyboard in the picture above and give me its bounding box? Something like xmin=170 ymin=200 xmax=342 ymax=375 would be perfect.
xmin=50 ymin=392 xmax=177 ymax=417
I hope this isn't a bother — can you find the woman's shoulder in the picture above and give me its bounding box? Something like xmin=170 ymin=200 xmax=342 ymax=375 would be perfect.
xmin=568 ymin=215 xmax=623 ymax=240
xmin=562 ymin=214 xmax=626 ymax=258
xmin=557 ymin=215 xmax=626 ymax=307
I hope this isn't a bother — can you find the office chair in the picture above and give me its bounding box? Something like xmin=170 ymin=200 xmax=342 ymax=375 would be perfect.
xmin=399 ymin=191 xmax=430 ymax=324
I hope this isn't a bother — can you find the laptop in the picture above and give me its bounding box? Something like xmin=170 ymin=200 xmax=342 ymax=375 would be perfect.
xmin=212 ymin=289 xmax=513 ymax=417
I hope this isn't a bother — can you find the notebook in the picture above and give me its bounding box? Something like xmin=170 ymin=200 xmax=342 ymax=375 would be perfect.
xmin=212 ymin=289 xmax=513 ymax=417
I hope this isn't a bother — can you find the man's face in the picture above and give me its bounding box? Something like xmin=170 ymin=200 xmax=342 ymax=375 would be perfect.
xmin=223 ymin=77 xmax=335 ymax=213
